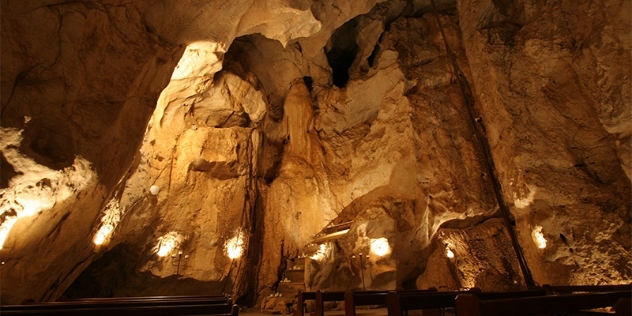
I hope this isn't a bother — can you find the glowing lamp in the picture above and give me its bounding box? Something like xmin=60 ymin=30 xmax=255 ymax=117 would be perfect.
xmin=93 ymin=224 xmax=114 ymax=246
xmin=157 ymin=234 xmax=180 ymax=257
xmin=370 ymin=238 xmax=391 ymax=257
xmin=446 ymin=245 xmax=455 ymax=258
xmin=226 ymin=233 xmax=245 ymax=259
xmin=150 ymin=185 xmax=160 ymax=195
xmin=532 ymin=226 xmax=547 ymax=249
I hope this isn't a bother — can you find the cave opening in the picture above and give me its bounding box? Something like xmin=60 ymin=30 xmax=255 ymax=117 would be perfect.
xmin=325 ymin=19 xmax=360 ymax=88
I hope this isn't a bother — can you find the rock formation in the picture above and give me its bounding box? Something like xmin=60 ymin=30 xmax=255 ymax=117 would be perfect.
xmin=1 ymin=0 xmax=630 ymax=306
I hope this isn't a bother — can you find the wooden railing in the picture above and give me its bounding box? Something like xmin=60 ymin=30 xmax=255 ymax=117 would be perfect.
xmin=1 ymin=295 xmax=238 ymax=316
xmin=455 ymin=290 xmax=631 ymax=316
xmin=298 ymin=286 xmax=628 ymax=316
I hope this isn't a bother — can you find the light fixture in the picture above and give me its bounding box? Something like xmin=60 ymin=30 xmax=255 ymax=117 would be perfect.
xmin=532 ymin=226 xmax=547 ymax=249
xmin=92 ymin=199 xmax=122 ymax=246
xmin=225 ymin=232 xmax=245 ymax=259
xmin=156 ymin=232 xmax=183 ymax=257
xmin=149 ymin=185 xmax=160 ymax=195
xmin=370 ymin=238 xmax=391 ymax=257
xmin=446 ymin=245 xmax=455 ymax=258
xmin=352 ymin=252 xmax=370 ymax=291
xmin=93 ymin=224 xmax=114 ymax=246
xmin=171 ymin=251 xmax=189 ymax=275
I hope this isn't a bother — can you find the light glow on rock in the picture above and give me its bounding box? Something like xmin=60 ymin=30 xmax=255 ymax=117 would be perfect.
xmin=0 ymin=129 xmax=96 ymax=251
xmin=171 ymin=41 xmax=224 ymax=80
xmin=370 ymin=237 xmax=391 ymax=257
xmin=446 ymin=245 xmax=455 ymax=258
xmin=92 ymin=199 xmax=122 ymax=246
xmin=311 ymin=244 xmax=328 ymax=261
xmin=1 ymin=197 xmax=55 ymax=249
xmin=532 ymin=226 xmax=547 ymax=249
xmin=226 ymin=232 xmax=245 ymax=259
xmin=14 ymin=197 xmax=46 ymax=217
xmin=156 ymin=232 xmax=184 ymax=257
xmin=513 ymin=185 xmax=536 ymax=209
xmin=0 ymin=217 xmax=18 ymax=250
xmin=93 ymin=224 xmax=114 ymax=246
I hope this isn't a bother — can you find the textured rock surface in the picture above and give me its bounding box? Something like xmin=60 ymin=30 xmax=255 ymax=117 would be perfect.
xmin=457 ymin=0 xmax=631 ymax=285
xmin=1 ymin=0 xmax=630 ymax=306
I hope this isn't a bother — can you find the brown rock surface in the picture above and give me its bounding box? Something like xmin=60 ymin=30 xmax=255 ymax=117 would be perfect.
xmin=1 ymin=0 xmax=630 ymax=306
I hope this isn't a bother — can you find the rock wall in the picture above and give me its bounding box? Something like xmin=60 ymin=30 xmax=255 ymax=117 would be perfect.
xmin=1 ymin=0 xmax=630 ymax=305
xmin=457 ymin=0 xmax=631 ymax=285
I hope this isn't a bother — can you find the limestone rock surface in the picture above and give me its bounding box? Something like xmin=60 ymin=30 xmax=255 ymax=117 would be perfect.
xmin=1 ymin=0 xmax=630 ymax=306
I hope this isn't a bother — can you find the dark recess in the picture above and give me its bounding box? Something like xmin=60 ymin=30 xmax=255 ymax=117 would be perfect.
xmin=1 ymin=152 xmax=22 ymax=189
xmin=325 ymin=19 xmax=360 ymax=88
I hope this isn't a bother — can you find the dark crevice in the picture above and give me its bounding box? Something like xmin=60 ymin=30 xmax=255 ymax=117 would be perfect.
xmin=325 ymin=19 xmax=360 ymax=88
xmin=303 ymin=76 xmax=313 ymax=92
xmin=367 ymin=43 xmax=380 ymax=67
xmin=1 ymin=153 xmax=22 ymax=189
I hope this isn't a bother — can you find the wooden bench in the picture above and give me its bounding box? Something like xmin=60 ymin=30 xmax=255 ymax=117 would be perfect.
xmin=314 ymin=290 xmax=346 ymax=316
xmin=454 ymin=290 xmax=631 ymax=316
xmin=344 ymin=290 xmax=388 ymax=316
xmin=1 ymin=295 xmax=238 ymax=316
xmin=294 ymin=290 xmax=317 ymax=316
xmin=344 ymin=289 xmax=438 ymax=316
xmin=614 ymin=297 xmax=631 ymax=316
xmin=386 ymin=288 xmax=546 ymax=316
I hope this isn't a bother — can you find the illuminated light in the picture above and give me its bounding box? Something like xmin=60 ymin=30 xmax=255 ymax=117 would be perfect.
xmin=93 ymin=224 xmax=114 ymax=246
xmin=92 ymin=199 xmax=122 ymax=246
xmin=311 ymin=244 xmax=328 ymax=261
xmin=0 ymin=216 xmax=18 ymax=250
xmin=446 ymin=245 xmax=455 ymax=258
xmin=149 ymin=185 xmax=160 ymax=195
xmin=157 ymin=241 xmax=173 ymax=257
xmin=15 ymin=198 xmax=44 ymax=218
xmin=155 ymin=231 xmax=184 ymax=257
xmin=226 ymin=232 xmax=245 ymax=259
xmin=532 ymin=226 xmax=547 ymax=249
xmin=370 ymin=237 xmax=391 ymax=257
xmin=155 ymin=232 xmax=183 ymax=257
xmin=513 ymin=186 xmax=536 ymax=209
